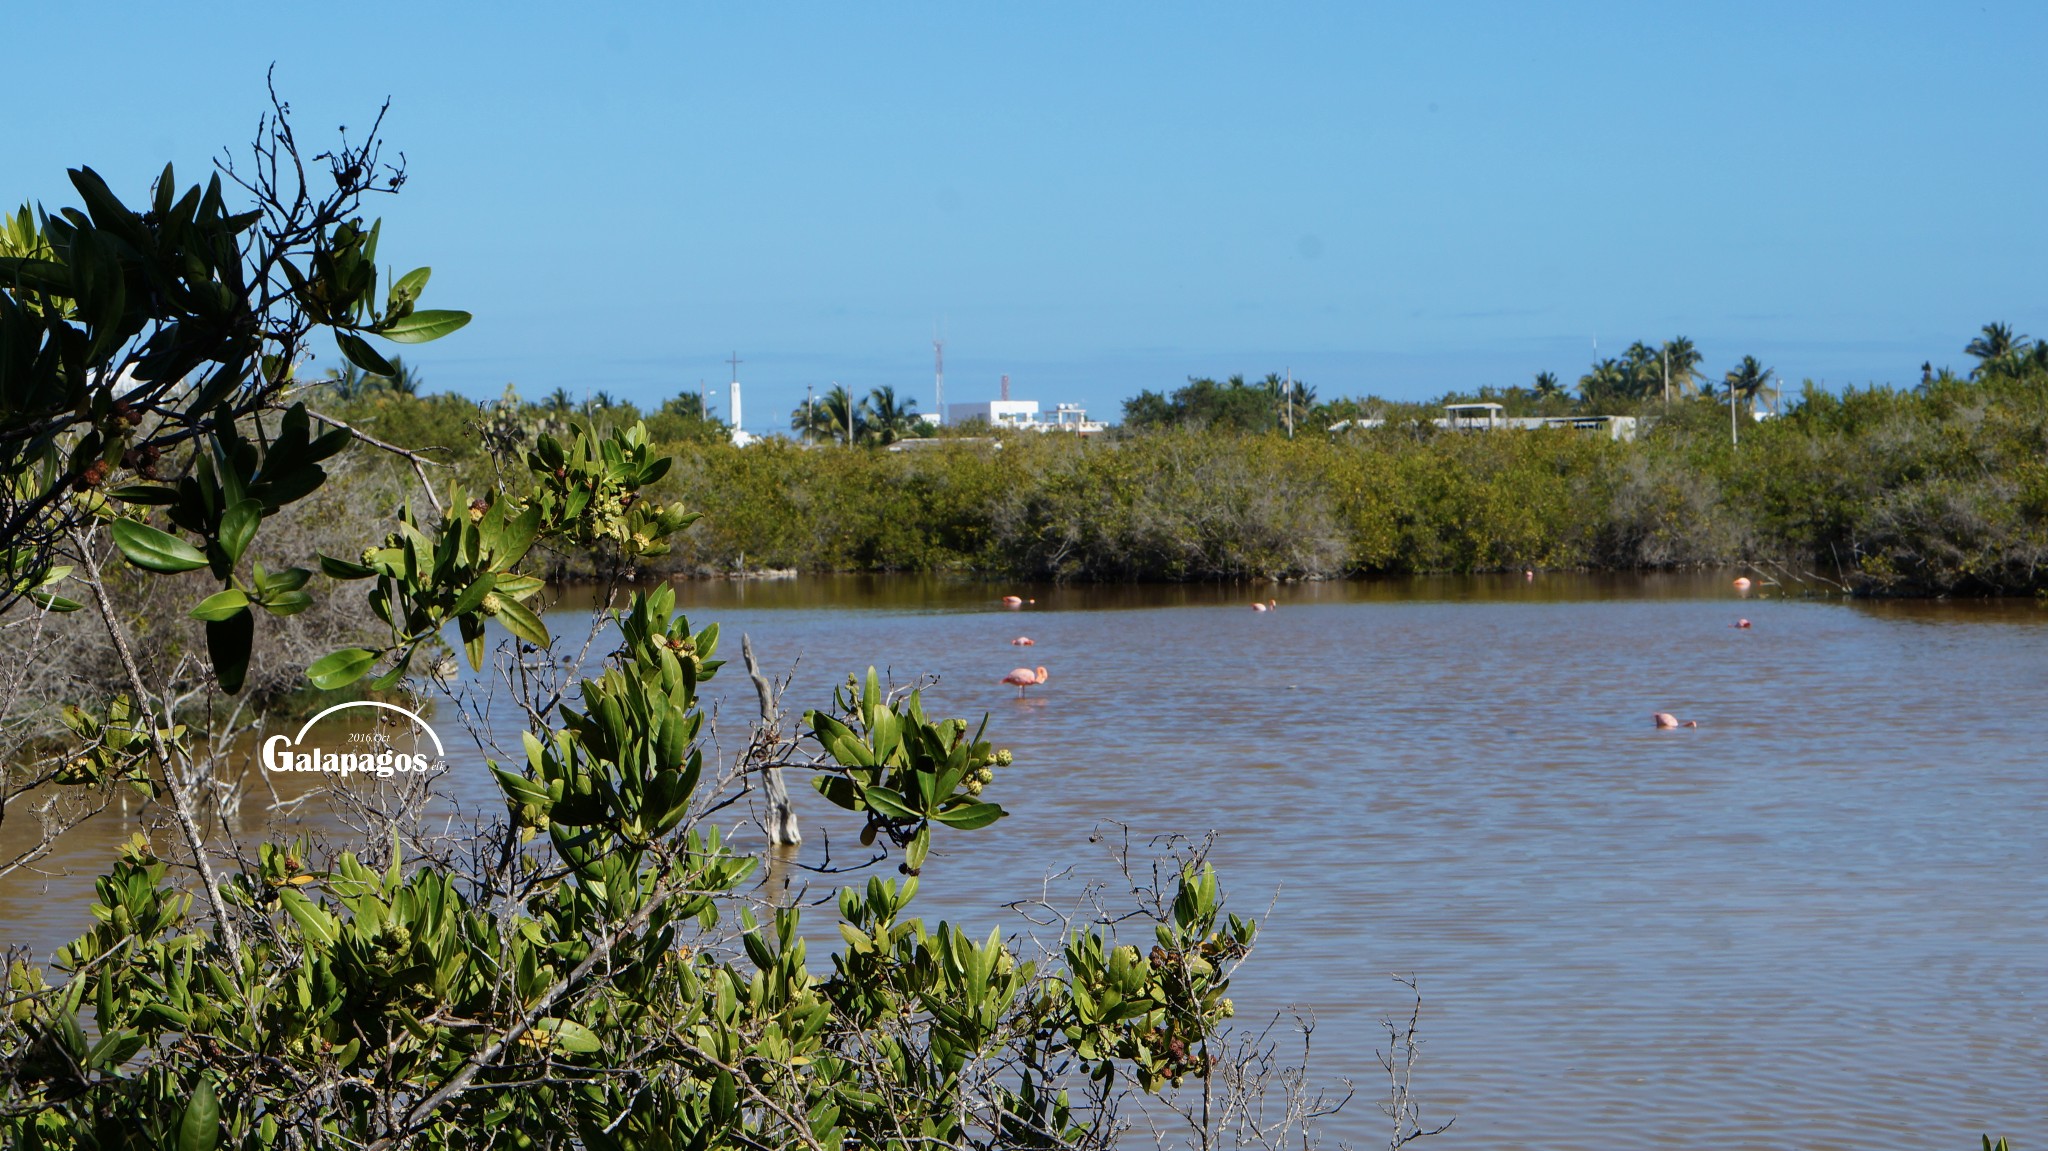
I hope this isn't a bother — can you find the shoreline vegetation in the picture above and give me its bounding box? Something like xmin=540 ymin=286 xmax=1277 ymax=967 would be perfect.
xmin=323 ymin=329 xmax=2048 ymax=599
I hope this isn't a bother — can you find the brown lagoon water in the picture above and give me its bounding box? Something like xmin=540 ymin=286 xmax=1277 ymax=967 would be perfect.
xmin=5 ymin=573 xmax=2044 ymax=1148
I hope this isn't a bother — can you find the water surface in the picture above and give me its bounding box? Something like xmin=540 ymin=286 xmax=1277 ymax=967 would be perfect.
xmin=5 ymin=573 xmax=2042 ymax=1148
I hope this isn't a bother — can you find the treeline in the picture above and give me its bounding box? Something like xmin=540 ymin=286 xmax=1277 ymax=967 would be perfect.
xmin=1120 ymin=337 xmax=1778 ymax=433
xmin=322 ymin=338 xmax=2048 ymax=595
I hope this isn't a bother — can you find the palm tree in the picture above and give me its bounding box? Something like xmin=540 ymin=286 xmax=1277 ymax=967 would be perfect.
xmin=790 ymin=384 xmax=864 ymax=445
xmin=2029 ymin=341 xmax=2048 ymax=377
xmin=543 ymin=387 xmax=575 ymax=415
xmin=661 ymin=391 xmax=713 ymax=422
xmin=1261 ymin=373 xmax=1317 ymax=435
xmin=1532 ymin=370 xmax=1562 ymax=399
xmin=1723 ymin=355 xmax=1771 ymax=414
xmin=1621 ymin=342 xmax=1661 ymax=400
xmin=863 ymin=386 xmax=920 ymax=446
xmin=376 ymin=355 xmax=423 ymax=397
xmin=1577 ymin=358 xmax=1629 ymax=406
xmin=318 ymin=363 xmax=372 ymax=401
xmin=318 ymin=355 xmax=422 ymax=400
xmin=1659 ymin=337 xmax=1704 ymax=398
xmin=1966 ymin=322 xmax=2033 ymax=379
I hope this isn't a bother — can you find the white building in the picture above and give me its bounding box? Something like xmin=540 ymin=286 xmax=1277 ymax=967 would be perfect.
xmin=945 ymin=399 xmax=1106 ymax=434
xmin=947 ymin=399 xmax=1041 ymax=428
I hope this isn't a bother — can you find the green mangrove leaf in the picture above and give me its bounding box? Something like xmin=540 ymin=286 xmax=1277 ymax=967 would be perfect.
xmin=932 ymin=801 xmax=1006 ymax=830
xmin=111 ymin=518 xmax=208 ymax=573
xmin=494 ymin=596 xmax=550 ymax=648
xmin=307 ymin=647 xmax=379 ymax=691
xmin=318 ymin=552 xmax=378 ymax=579
xmin=217 ymin=498 xmax=261 ymax=564
xmin=189 ymin=589 xmax=250 ymax=621
xmin=378 ymin=308 xmax=471 ymax=343
xmin=335 ymin=330 xmax=394 ymax=376
xmin=176 ymin=1074 xmax=221 ymax=1151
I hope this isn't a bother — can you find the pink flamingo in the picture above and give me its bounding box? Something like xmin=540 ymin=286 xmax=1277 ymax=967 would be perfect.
xmin=1250 ymin=598 xmax=1278 ymax=612
xmin=1653 ymin=712 xmax=1698 ymax=729
xmin=1011 ymin=636 xmax=1035 ymax=646
xmin=1000 ymin=665 xmax=1048 ymax=698
xmin=1733 ymin=577 xmax=1753 ymax=591
xmin=1524 ymin=569 xmax=1535 ymax=580
xmin=1001 ymin=595 xmax=1024 ymax=608
xmin=1733 ymin=619 xmax=1752 ymax=629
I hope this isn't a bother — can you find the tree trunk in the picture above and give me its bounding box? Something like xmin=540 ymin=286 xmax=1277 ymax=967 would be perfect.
xmin=740 ymin=634 xmax=801 ymax=846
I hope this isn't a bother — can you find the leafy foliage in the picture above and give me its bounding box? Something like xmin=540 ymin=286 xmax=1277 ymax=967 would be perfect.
xmin=647 ymin=390 xmax=729 ymax=445
xmin=1 ymin=104 xmax=1304 ymax=1151
xmin=1121 ymin=373 xmax=1304 ymax=435
xmin=862 ymin=385 xmax=923 ymax=446
xmin=783 ymin=385 xmax=923 ymax=447
xmin=1965 ymin=322 xmax=2030 ymax=377
xmin=1722 ymin=355 xmax=1773 ymax=413
xmin=0 ymin=85 xmax=468 ymax=693
xmin=790 ymin=384 xmax=865 ymax=445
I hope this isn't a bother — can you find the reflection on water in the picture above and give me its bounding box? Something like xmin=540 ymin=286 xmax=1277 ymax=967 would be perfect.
xmin=5 ymin=574 xmax=2044 ymax=1149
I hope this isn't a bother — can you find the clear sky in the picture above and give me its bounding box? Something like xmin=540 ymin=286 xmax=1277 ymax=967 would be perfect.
xmin=9 ymin=3 xmax=2048 ymax=432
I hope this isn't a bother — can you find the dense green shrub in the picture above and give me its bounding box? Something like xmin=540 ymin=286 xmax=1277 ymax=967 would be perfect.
xmin=334 ymin=365 xmax=2048 ymax=594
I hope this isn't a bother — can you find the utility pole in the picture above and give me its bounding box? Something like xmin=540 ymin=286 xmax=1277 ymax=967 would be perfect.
xmin=1284 ymin=367 xmax=1295 ymax=439
xmin=1662 ymin=351 xmax=1670 ymax=406
xmin=805 ymin=383 xmax=815 ymax=443
xmin=933 ymin=335 xmax=945 ymax=428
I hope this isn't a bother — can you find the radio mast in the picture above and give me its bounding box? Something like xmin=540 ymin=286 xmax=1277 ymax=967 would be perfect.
xmin=933 ymin=335 xmax=945 ymax=427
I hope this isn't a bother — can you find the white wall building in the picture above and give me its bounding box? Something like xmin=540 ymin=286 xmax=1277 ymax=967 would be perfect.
xmin=946 ymin=399 xmax=1040 ymax=428
xmin=945 ymin=399 xmax=1105 ymax=434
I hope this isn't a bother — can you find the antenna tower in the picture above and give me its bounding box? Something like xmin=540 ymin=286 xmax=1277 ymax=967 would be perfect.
xmin=933 ymin=336 xmax=945 ymax=426
xmin=1000 ymin=374 xmax=1010 ymax=402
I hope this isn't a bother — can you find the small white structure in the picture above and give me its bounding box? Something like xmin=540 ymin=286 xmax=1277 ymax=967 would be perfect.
xmin=1045 ymin=402 xmax=1100 ymax=430
xmin=1443 ymin=402 xmax=1507 ymax=431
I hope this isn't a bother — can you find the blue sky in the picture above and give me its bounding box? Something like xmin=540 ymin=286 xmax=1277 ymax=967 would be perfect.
xmin=9 ymin=3 xmax=2047 ymax=432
